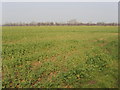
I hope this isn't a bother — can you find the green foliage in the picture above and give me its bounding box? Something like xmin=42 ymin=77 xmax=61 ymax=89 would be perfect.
xmin=2 ymin=26 xmax=118 ymax=88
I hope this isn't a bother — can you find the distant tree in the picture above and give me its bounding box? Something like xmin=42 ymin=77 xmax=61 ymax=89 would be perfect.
xmin=97 ymin=22 xmax=105 ymax=25
xmin=67 ymin=19 xmax=79 ymax=24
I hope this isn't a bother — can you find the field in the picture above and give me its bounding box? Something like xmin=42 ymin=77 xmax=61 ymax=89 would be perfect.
xmin=2 ymin=26 xmax=118 ymax=88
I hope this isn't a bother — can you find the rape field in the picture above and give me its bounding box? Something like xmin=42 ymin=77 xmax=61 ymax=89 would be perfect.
xmin=2 ymin=26 xmax=118 ymax=88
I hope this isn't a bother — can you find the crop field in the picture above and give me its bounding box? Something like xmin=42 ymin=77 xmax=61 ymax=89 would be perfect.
xmin=2 ymin=26 xmax=118 ymax=88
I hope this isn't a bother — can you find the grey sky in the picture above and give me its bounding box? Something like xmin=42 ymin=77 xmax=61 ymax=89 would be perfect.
xmin=2 ymin=2 xmax=118 ymax=24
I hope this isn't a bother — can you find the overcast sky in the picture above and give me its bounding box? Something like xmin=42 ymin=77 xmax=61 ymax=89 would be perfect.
xmin=2 ymin=2 xmax=118 ymax=24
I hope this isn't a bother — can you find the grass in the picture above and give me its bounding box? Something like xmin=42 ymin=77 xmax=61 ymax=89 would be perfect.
xmin=2 ymin=26 xmax=118 ymax=88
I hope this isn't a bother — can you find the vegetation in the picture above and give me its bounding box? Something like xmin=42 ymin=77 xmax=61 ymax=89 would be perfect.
xmin=2 ymin=26 xmax=118 ymax=88
xmin=3 ymin=20 xmax=118 ymax=26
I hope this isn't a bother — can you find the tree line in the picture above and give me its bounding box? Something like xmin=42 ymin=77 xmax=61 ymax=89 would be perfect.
xmin=3 ymin=19 xmax=118 ymax=26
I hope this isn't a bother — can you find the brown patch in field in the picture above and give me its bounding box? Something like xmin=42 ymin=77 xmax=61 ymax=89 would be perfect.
xmin=43 ymin=53 xmax=60 ymax=62
xmin=99 ymin=43 xmax=107 ymax=47
xmin=64 ymin=85 xmax=72 ymax=88
xmin=112 ymin=33 xmax=118 ymax=35
xmin=99 ymin=40 xmax=108 ymax=47
xmin=31 ymin=61 xmax=42 ymax=70
xmin=51 ymin=55 xmax=58 ymax=60
xmin=47 ymin=71 xmax=57 ymax=81
xmin=64 ymin=49 xmax=78 ymax=59
xmin=32 ymin=77 xmax=42 ymax=87
xmin=20 ymin=79 xmax=25 ymax=82
xmin=50 ymin=54 xmax=60 ymax=61
xmin=1 ymin=72 xmax=3 ymax=82
xmin=88 ymin=80 xmax=96 ymax=85
xmin=32 ymin=61 xmax=41 ymax=66
xmin=99 ymin=38 xmax=104 ymax=41
xmin=32 ymin=71 xmax=58 ymax=87
xmin=44 ymin=49 xmax=78 ymax=63
xmin=92 ymin=38 xmax=108 ymax=47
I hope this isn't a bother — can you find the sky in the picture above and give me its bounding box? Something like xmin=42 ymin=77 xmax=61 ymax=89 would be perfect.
xmin=2 ymin=2 xmax=118 ymax=24
xmin=1 ymin=0 xmax=119 ymax=2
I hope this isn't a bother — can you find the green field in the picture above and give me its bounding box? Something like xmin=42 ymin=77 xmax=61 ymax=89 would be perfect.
xmin=2 ymin=26 xmax=118 ymax=88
